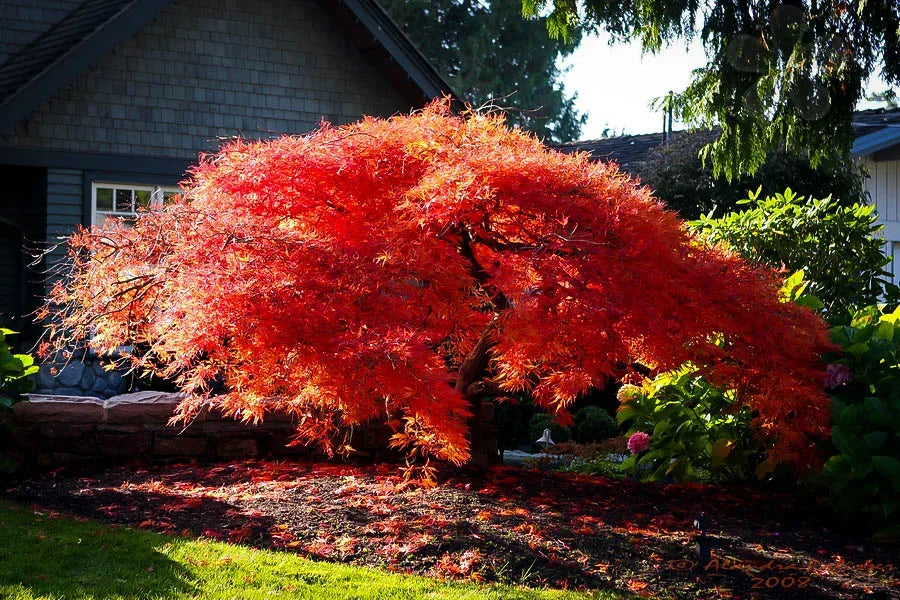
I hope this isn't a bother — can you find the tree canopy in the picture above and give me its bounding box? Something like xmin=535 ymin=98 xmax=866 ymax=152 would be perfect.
xmin=641 ymin=130 xmax=867 ymax=219
xmin=523 ymin=0 xmax=900 ymax=178
xmin=382 ymin=0 xmax=585 ymax=142
xmin=43 ymin=103 xmax=832 ymax=471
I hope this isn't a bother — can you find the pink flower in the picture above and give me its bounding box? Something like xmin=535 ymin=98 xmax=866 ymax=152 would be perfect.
xmin=824 ymin=363 xmax=852 ymax=390
xmin=627 ymin=431 xmax=651 ymax=454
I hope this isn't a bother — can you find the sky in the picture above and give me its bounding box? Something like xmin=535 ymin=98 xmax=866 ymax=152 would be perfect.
xmin=561 ymin=33 xmax=895 ymax=141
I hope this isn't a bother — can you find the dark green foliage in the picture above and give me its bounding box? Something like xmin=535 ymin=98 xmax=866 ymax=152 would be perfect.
xmin=523 ymin=0 xmax=900 ymax=178
xmin=381 ymin=0 xmax=585 ymax=142
xmin=690 ymin=188 xmax=896 ymax=317
xmin=642 ymin=131 xmax=867 ymax=219
xmin=493 ymin=397 xmax=533 ymax=452
xmin=1 ymin=328 xmax=37 ymax=473
xmin=528 ymin=412 xmax=571 ymax=447
xmin=0 ymin=328 xmax=36 ymax=409
xmin=615 ymin=367 xmax=762 ymax=483
xmin=820 ymin=305 xmax=900 ymax=541
xmin=573 ymin=406 xmax=617 ymax=443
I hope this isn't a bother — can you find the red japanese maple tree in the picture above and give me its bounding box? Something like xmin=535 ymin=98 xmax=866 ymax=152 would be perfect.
xmin=43 ymin=101 xmax=833 ymax=470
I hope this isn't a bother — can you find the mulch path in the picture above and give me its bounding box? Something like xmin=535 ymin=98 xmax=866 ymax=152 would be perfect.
xmin=3 ymin=459 xmax=898 ymax=599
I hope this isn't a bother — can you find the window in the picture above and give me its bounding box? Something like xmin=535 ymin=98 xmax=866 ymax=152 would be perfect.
xmin=92 ymin=182 xmax=179 ymax=227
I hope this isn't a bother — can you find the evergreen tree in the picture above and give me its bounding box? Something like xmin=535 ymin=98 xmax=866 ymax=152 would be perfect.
xmin=382 ymin=0 xmax=585 ymax=142
xmin=524 ymin=0 xmax=900 ymax=178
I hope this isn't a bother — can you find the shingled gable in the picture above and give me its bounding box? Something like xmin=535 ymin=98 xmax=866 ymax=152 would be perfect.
xmin=0 ymin=0 xmax=455 ymax=135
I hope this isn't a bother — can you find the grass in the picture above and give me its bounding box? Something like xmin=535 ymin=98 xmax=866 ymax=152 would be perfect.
xmin=0 ymin=500 xmax=627 ymax=600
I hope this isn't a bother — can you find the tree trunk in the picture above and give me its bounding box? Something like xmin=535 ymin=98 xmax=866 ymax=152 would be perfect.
xmin=456 ymin=322 xmax=500 ymax=468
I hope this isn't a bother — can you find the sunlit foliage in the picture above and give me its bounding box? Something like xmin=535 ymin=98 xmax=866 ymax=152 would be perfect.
xmin=42 ymin=102 xmax=832 ymax=469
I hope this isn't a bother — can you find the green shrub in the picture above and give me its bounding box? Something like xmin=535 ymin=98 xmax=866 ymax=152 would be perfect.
xmin=528 ymin=412 xmax=571 ymax=447
xmin=573 ymin=406 xmax=617 ymax=443
xmin=0 ymin=328 xmax=37 ymax=409
xmin=616 ymin=367 xmax=762 ymax=483
xmin=641 ymin=130 xmax=867 ymax=220
xmin=1 ymin=328 xmax=38 ymax=474
xmin=690 ymin=188 xmax=896 ymax=317
xmin=493 ymin=397 xmax=533 ymax=452
xmin=818 ymin=304 xmax=900 ymax=540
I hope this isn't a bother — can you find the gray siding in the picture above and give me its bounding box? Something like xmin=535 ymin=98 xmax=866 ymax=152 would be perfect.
xmin=45 ymin=168 xmax=83 ymax=288
xmin=0 ymin=1 xmax=83 ymax=65
xmin=862 ymin=155 xmax=900 ymax=284
xmin=1 ymin=0 xmax=409 ymax=160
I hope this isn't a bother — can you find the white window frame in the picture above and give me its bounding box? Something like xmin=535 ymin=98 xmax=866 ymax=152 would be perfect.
xmin=91 ymin=182 xmax=180 ymax=228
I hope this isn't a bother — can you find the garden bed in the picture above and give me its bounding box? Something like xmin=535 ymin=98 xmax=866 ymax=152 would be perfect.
xmin=4 ymin=459 xmax=897 ymax=599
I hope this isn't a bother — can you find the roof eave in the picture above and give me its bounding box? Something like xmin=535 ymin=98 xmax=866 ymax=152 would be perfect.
xmin=852 ymin=128 xmax=900 ymax=157
xmin=0 ymin=0 xmax=173 ymax=136
xmin=338 ymin=0 xmax=457 ymax=102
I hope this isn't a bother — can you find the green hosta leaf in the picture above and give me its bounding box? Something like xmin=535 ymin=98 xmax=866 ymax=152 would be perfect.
xmin=871 ymin=456 xmax=900 ymax=490
xmin=796 ymin=295 xmax=825 ymax=311
xmin=863 ymin=397 xmax=895 ymax=427
xmin=875 ymin=320 xmax=895 ymax=342
xmin=873 ymin=524 xmax=900 ymax=543
xmin=710 ymin=438 xmax=733 ymax=467
xmin=616 ymin=405 xmax=638 ymax=425
xmin=844 ymin=342 xmax=870 ymax=358
xmin=829 ymin=326 xmax=852 ymax=347
xmin=653 ymin=418 xmax=671 ymax=437
xmin=620 ymin=454 xmax=638 ymax=472
xmin=864 ymin=431 xmax=890 ymax=451
xmin=836 ymin=405 xmax=865 ymax=433
xmin=820 ymin=454 xmax=851 ymax=478
xmin=13 ymin=353 xmax=34 ymax=368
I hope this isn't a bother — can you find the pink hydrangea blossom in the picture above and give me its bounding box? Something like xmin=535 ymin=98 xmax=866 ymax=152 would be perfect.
xmin=824 ymin=363 xmax=852 ymax=390
xmin=627 ymin=431 xmax=651 ymax=454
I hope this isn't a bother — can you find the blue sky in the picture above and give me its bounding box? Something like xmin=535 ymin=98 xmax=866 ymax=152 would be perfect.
xmin=561 ymin=33 xmax=894 ymax=141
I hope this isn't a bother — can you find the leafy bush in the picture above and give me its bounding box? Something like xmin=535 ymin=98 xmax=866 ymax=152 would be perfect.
xmin=616 ymin=367 xmax=763 ymax=483
xmin=493 ymin=397 xmax=533 ymax=453
xmin=641 ymin=130 xmax=867 ymax=219
xmin=0 ymin=328 xmax=37 ymax=409
xmin=690 ymin=188 xmax=896 ymax=317
xmin=528 ymin=412 xmax=571 ymax=448
xmin=819 ymin=305 xmax=900 ymax=540
xmin=573 ymin=406 xmax=617 ymax=443
xmin=1 ymin=328 xmax=38 ymax=474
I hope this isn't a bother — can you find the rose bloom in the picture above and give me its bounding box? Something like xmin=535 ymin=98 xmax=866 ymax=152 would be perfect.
xmin=627 ymin=431 xmax=651 ymax=454
xmin=824 ymin=363 xmax=852 ymax=390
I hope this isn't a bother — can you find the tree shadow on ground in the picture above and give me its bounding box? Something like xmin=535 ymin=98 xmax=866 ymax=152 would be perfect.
xmin=0 ymin=499 xmax=196 ymax=599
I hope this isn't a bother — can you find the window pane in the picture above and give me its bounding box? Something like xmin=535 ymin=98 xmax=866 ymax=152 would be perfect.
xmin=115 ymin=189 xmax=133 ymax=212
xmin=162 ymin=190 xmax=178 ymax=204
xmin=96 ymin=188 xmax=114 ymax=211
xmin=135 ymin=189 xmax=152 ymax=210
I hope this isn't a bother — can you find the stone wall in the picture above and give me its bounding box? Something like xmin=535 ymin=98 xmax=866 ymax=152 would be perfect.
xmin=5 ymin=392 xmax=494 ymax=469
xmin=4 ymin=391 xmax=341 ymax=468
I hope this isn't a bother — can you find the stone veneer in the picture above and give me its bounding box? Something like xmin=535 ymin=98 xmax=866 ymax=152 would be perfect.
xmin=5 ymin=391 xmax=338 ymax=468
xmin=34 ymin=358 xmax=130 ymax=398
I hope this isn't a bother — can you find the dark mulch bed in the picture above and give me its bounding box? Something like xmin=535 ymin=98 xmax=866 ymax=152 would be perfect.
xmin=4 ymin=459 xmax=898 ymax=599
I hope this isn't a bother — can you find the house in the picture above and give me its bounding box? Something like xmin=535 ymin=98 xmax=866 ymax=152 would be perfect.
xmin=853 ymin=109 xmax=900 ymax=280
xmin=0 ymin=0 xmax=453 ymax=395
xmin=557 ymin=107 xmax=900 ymax=279
xmin=0 ymin=0 xmax=453 ymax=342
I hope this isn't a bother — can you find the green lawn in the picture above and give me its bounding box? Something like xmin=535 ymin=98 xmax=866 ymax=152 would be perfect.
xmin=0 ymin=500 xmax=627 ymax=600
